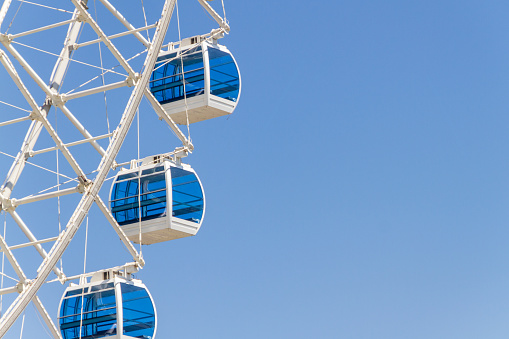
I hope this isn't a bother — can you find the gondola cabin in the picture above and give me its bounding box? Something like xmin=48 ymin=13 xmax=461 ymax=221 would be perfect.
xmin=110 ymin=155 xmax=205 ymax=245
xmin=58 ymin=274 xmax=156 ymax=339
xmin=150 ymin=37 xmax=241 ymax=125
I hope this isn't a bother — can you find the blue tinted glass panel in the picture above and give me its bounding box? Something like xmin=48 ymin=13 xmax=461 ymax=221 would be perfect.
xmin=60 ymin=288 xmax=117 ymax=339
xmin=208 ymin=48 xmax=240 ymax=102
xmin=117 ymin=172 xmax=137 ymax=181
xmin=91 ymin=283 xmax=114 ymax=292
xmin=121 ymin=283 xmax=156 ymax=339
xmin=141 ymin=166 xmax=164 ymax=176
xmin=111 ymin=172 xmax=168 ymax=225
xmin=150 ymin=46 xmax=205 ymax=104
xmin=170 ymin=167 xmax=204 ymax=223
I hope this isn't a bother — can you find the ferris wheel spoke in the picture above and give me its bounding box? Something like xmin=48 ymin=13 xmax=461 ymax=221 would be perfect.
xmin=7 ymin=210 xmax=64 ymax=279
xmin=0 ymin=116 xmax=31 ymax=128
xmin=0 ymin=232 xmax=27 ymax=284
xmin=9 ymin=18 xmax=76 ymax=40
xmin=196 ymin=0 xmax=230 ymax=32
xmin=144 ymin=88 xmax=192 ymax=149
xmin=32 ymin=296 xmax=62 ymax=339
xmin=96 ymin=0 xmax=151 ymax=48
xmin=75 ymin=21 xmax=157 ymax=50
xmin=65 ymin=79 xmax=129 ymax=101
xmin=94 ymin=196 xmax=144 ymax=266
xmin=58 ymin=105 xmax=108 ymax=158
xmin=0 ymin=0 xmax=13 ymax=29
xmin=0 ymin=41 xmax=56 ymax=99
xmin=70 ymin=0 xmax=136 ymax=77
xmin=0 ymin=8 xmax=84 ymax=200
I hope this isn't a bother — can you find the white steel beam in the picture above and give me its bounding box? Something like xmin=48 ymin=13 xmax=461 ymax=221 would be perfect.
xmin=9 ymin=19 xmax=76 ymax=40
xmin=76 ymin=22 xmax=158 ymax=49
xmin=33 ymin=296 xmax=62 ymax=339
xmin=0 ymin=50 xmax=88 ymax=183
xmin=196 ymin=0 xmax=230 ymax=32
xmin=0 ymin=236 xmax=61 ymax=339
xmin=49 ymin=9 xmax=85 ymax=92
xmin=0 ymin=286 xmax=18 ymax=295
xmin=8 ymin=211 xmax=65 ymax=279
xmin=14 ymin=187 xmax=80 ymax=206
xmin=0 ymin=1 xmax=176 ymax=334
xmin=59 ymin=105 xmax=108 ymax=158
xmin=0 ymin=234 xmax=26 ymax=283
xmin=95 ymin=196 xmax=145 ymax=267
xmin=144 ymin=89 xmax=193 ymax=150
xmin=0 ymin=39 xmax=55 ymax=98
xmin=65 ymin=79 xmax=129 ymax=101
xmin=70 ymin=0 xmax=136 ymax=77
xmin=0 ymin=8 xmax=86 ymax=199
xmin=0 ymin=0 xmax=12 ymax=30
xmin=97 ymin=0 xmax=150 ymax=48
xmin=0 ymin=115 xmax=31 ymax=127
xmin=0 ymin=50 xmax=41 ymax=113
xmin=1 ymin=237 xmax=58 ymax=251
xmin=32 ymin=133 xmax=113 ymax=156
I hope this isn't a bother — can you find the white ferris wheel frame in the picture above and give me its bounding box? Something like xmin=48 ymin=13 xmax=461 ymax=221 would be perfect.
xmin=0 ymin=0 xmax=230 ymax=337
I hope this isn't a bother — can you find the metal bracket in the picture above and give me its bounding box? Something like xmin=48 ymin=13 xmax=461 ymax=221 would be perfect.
xmin=0 ymin=33 xmax=12 ymax=44
xmin=16 ymin=281 xmax=27 ymax=293
xmin=28 ymin=110 xmax=39 ymax=121
xmin=51 ymin=94 xmax=67 ymax=107
xmin=126 ymin=74 xmax=139 ymax=87
xmin=78 ymin=175 xmax=91 ymax=188
xmin=1 ymin=197 xmax=16 ymax=212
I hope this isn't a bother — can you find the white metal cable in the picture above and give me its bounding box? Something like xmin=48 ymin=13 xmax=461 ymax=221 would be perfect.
xmin=0 ymin=151 xmax=78 ymax=182
xmin=22 ymin=177 xmax=77 ymax=199
xmin=5 ymin=0 xmax=22 ymax=33
xmin=151 ymin=47 xmax=194 ymax=73
xmin=140 ymin=0 xmax=150 ymax=43
xmin=221 ymin=0 xmax=227 ymax=21
xmin=176 ymin=0 xmax=192 ymax=140
xmin=142 ymin=96 xmax=181 ymax=142
xmin=55 ymin=107 xmax=63 ymax=273
xmin=17 ymin=1 xmax=72 ymax=14
xmin=0 ymin=212 xmax=5 ymax=316
xmin=56 ymin=22 xmax=84 ymax=96
xmin=19 ymin=311 xmax=25 ymax=339
xmin=137 ymin=109 xmax=142 ymax=252
xmin=31 ymin=303 xmax=53 ymax=338
xmin=63 ymin=49 xmax=147 ymax=96
xmin=0 ymin=272 xmax=18 ymax=283
xmin=11 ymin=41 xmax=128 ymax=77
xmin=94 ymin=0 xmax=111 ymax=139
xmin=78 ymin=214 xmax=89 ymax=339
xmin=0 ymin=101 xmax=31 ymax=113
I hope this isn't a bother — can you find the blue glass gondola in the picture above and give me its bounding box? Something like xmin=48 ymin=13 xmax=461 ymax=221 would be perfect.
xmin=58 ymin=275 xmax=157 ymax=339
xmin=150 ymin=39 xmax=241 ymax=125
xmin=109 ymin=155 xmax=205 ymax=245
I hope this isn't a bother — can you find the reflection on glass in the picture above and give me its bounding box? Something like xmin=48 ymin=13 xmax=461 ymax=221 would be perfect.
xmin=150 ymin=46 xmax=205 ymax=104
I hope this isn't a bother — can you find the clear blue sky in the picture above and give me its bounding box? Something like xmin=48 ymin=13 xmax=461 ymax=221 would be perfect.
xmin=1 ymin=0 xmax=509 ymax=338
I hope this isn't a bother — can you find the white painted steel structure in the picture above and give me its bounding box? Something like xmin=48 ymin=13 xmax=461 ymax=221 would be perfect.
xmin=0 ymin=0 xmax=235 ymax=337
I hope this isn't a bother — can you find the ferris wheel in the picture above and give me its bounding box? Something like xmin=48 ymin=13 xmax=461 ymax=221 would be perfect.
xmin=0 ymin=0 xmax=241 ymax=337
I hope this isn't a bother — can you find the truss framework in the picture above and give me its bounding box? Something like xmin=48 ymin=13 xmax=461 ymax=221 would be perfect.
xmin=0 ymin=0 xmax=230 ymax=337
